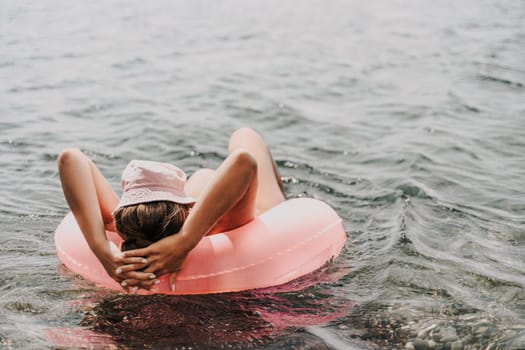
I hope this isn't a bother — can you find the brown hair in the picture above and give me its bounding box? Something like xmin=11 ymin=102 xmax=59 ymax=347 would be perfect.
xmin=113 ymin=201 xmax=190 ymax=251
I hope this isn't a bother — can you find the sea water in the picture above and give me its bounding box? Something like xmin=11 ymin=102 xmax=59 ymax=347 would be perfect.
xmin=1 ymin=0 xmax=524 ymax=348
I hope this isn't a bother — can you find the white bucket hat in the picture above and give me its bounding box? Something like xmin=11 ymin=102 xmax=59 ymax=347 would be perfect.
xmin=114 ymin=160 xmax=196 ymax=211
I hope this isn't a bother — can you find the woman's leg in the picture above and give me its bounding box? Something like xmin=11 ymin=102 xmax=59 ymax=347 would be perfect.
xmin=228 ymin=127 xmax=285 ymax=214
xmin=185 ymin=168 xmax=216 ymax=200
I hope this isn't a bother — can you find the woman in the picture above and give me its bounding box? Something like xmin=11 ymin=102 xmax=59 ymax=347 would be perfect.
xmin=58 ymin=128 xmax=285 ymax=291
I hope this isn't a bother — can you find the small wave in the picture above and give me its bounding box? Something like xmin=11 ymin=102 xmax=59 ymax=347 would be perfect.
xmin=478 ymin=74 xmax=524 ymax=88
xmin=7 ymin=79 xmax=97 ymax=93
xmin=111 ymin=57 xmax=148 ymax=70
xmin=395 ymin=182 xmax=433 ymax=200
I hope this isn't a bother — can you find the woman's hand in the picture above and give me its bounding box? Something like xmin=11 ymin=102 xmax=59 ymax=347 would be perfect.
xmin=118 ymin=233 xmax=192 ymax=290
xmin=95 ymin=240 xmax=154 ymax=291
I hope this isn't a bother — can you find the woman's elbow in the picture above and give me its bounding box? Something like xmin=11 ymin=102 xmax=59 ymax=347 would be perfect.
xmin=57 ymin=148 xmax=83 ymax=169
xmin=230 ymin=149 xmax=257 ymax=176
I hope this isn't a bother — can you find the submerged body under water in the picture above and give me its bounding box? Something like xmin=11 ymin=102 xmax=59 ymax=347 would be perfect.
xmin=1 ymin=0 xmax=524 ymax=349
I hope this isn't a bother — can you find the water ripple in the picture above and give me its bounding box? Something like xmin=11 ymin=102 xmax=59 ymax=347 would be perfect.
xmin=1 ymin=0 xmax=524 ymax=348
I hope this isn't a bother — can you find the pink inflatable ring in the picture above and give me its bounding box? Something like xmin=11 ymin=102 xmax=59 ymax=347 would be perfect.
xmin=55 ymin=198 xmax=346 ymax=295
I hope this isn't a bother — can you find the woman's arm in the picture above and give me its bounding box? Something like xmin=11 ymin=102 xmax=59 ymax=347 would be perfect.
xmin=58 ymin=148 xmax=153 ymax=288
xmin=120 ymin=149 xmax=258 ymax=289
